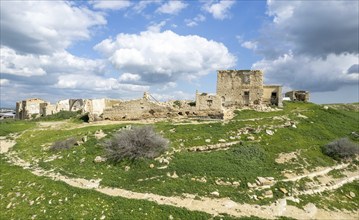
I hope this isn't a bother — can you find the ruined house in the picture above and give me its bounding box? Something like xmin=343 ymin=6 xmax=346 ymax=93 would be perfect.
xmin=16 ymin=98 xmax=47 ymax=119
xmin=285 ymin=90 xmax=310 ymax=102
xmin=196 ymin=70 xmax=282 ymax=111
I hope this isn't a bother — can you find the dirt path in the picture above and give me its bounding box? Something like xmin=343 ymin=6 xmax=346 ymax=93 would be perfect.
xmin=2 ymin=139 xmax=358 ymax=220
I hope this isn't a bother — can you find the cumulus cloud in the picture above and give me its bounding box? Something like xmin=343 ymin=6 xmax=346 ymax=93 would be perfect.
xmin=147 ymin=21 xmax=167 ymax=33
xmin=185 ymin=14 xmax=206 ymax=27
xmin=203 ymin=0 xmax=235 ymax=20
xmin=241 ymin=41 xmax=258 ymax=50
xmin=94 ymin=30 xmax=236 ymax=84
xmin=156 ymin=1 xmax=188 ymax=15
xmin=91 ymin=0 xmax=132 ymax=10
xmin=0 ymin=1 xmax=106 ymax=55
xmin=248 ymin=0 xmax=359 ymax=93
xmin=119 ymin=73 xmax=142 ymax=83
xmin=1 ymin=47 xmax=105 ymax=77
xmin=0 ymin=79 xmax=10 ymax=86
xmin=56 ymin=74 xmax=149 ymax=92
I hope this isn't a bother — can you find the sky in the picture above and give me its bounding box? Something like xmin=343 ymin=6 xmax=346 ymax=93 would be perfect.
xmin=0 ymin=0 xmax=358 ymax=108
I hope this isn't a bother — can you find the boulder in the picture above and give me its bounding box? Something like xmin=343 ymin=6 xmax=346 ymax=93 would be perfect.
xmin=247 ymin=136 xmax=255 ymax=141
xmin=279 ymin=188 xmax=288 ymax=194
xmin=266 ymin=130 xmax=274 ymax=135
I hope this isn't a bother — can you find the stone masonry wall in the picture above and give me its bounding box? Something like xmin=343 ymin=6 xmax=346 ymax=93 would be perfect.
xmin=216 ymin=70 xmax=264 ymax=106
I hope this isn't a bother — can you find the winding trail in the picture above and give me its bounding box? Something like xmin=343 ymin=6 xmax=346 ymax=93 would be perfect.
xmin=1 ymin=138 xmax=358 ymax=219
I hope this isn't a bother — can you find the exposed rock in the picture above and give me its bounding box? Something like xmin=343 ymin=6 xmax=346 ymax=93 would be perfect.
xmin=75 ymin=141 xmax=83 ymax=146
xmin=149 ymin=164 xmax=155 ymax=169
xmin=218 ymin=139 xmax=226 ymax=143
xmin=82 ymin=136 xmax=88 ymax=142
xmin=304 ymin=203 xmax=317 ymax=215
xmin=264 ymin=190 xmax=273 ymax=198
xmin=279 ymin=188 xmax=288 ymax=194
xmin=205 ymin=139 xmax=211 ymax=143
xmin=169 ymin=215 xmax=174 ymax=220
xmin=169 ymin=128 xmax=176 ymax=133
xmin=80 ymin=158 xmax=85 ymax=164
xmin=124 ymin=166 xmax=130 ymax=172
xmin=323 ymin=106 xmax=329 ymax=110
xmin=94 ymin=156 xmax=107 ymax=163
xmin=157 ymin=165 xmax=168 ymax=169
xmin=210 ymin=191 xmax=220 ymax=197
xmin=95 ymin=130 xmax=107 ymax=139
xmin=167 ymin=171 xmax=178 ymax=179
xmin=292 ymin=124 xmax=297 ymax=128
xmin=266 ymin=129 xmax=274 ymax=135
xmin=229 ymin=136 xmax=236 ymax=140
xmin=349 ymin=191 xmax=356 ymax=198
xmin=247 ymin=136 xmax=255 ymax=141
xmin=256 ymin=177 xmax=273 ymax=186
xmin=232 ymin=181 xmax=240 ymax=186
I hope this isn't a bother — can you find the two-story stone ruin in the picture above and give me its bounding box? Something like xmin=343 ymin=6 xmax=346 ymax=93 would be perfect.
xmin=196 ymin=70 xmax=283 ymax=112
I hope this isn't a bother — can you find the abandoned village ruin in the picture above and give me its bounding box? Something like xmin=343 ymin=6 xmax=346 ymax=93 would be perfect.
xmin=15 ymin=70 xmax=309 ymax=121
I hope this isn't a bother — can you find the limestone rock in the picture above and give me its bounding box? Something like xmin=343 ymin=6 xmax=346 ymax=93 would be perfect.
xmin=94 ymin=156 xmax=106 ymax=163
xmin=124 ymin=166 xmax=130 ymax=172
xmin=149 ymin=164 xmax=155 ymax=169
xmin=266 ymin=129 xmax=274 ymax=135
xmin=210 ymin=191 xmax=220 ymax=197
xmin=82 ymin=136 xmax=88 ymax=142
xmin=323 ymin=106 xmax=329 ymax=110
xmin=279 ymin=188 xmax=288 ymax=194
xmin=218 ymin=139 xmax=226 ymax=143
xmin=247 ymin=136 xmax=255 ymax=141
xmin=205 ymin=139 xmax=211 ymax=143
xmin=349 ymin=191 xmax=356 ymax=198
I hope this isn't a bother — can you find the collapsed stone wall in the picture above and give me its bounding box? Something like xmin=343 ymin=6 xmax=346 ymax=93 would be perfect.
xmin=16 ymin=98 xmax=47 ymax=119
xmin=285 ymin=91 xmax=310 ymax=102
xmin=217 ymin=70 xmax=264 ymax=107
xmin=196 ymin=92 xmax=222 ymax=111
xmin=263 ymin=85 xmax=283 ymax=107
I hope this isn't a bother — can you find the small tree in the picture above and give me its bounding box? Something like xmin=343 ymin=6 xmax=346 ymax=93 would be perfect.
xmin=103 ymin=126 xmax=169 ymax=162
xmin=322 ymin=138 xmax=359 ymax=160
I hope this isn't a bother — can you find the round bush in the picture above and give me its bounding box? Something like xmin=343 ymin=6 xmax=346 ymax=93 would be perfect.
xmin=103 ymin=126 xmax=169 ymax=162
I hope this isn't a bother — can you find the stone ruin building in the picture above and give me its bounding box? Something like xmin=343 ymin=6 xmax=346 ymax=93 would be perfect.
xmin=196 ymin=70 xmax=283 ymax=112
xmin=285 ymin=90 xmax=310 ymax=102
xmin=16 ymin=70 xmax=308 ymax=121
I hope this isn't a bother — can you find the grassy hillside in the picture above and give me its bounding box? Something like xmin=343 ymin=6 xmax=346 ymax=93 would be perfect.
xmin=1 ymin=101 xmax=358 ymax=218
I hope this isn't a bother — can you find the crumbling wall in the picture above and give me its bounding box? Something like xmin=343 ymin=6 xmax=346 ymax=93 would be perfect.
xmin=216 ymin=70 xmax=264 ymax=106
xmin=195 ymin=92 xmax=222 ymax=111
xmin=15 ymin=98 xmax=47 ymax=119
xmin=102 ymin=98 xmax=173 ymax=120
xmin=40 ymin=102 xmax=56 ymax=116
xmin=285 ymin=91 xmax=310 ymax=102
xmin=263 ymin=85 xmax=283 ymax=107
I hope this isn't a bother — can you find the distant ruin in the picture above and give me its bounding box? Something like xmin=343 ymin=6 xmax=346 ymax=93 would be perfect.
xmin=15 ymin=70 xmax=309 ymax=121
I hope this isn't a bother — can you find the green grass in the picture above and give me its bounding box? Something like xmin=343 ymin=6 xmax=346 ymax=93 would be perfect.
xmin=0 ymin=119 xmax=36 ymax=136
xmin=2 ymin=101 xmax=359 ymax=216
xmin=0 ymin=156 xmax=213 ymax=219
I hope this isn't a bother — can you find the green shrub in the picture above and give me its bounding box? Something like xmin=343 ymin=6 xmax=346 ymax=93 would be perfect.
xmin=50 ymin=137 xmax=77 ymax=151
xmin=322 ymin=138 xmax=359 ymax=160
xmin=103 ymin=126 xmax=169 ymax=162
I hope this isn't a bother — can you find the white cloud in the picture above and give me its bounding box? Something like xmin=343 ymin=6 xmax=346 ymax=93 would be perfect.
xmin=248 ymin=0 xmax=359 ymax=93
xmin=0 ymin=79 xmax=10 ymax=86
xmin=156 ymin=1 xmax=188 ymax=15
xmin=91 ymin=0 xmax=132 ymax=10
xmin=152 ymin=90 xmax=194 ymax=101
xmin=94 ymin=30 xmax=236 ymax=84
xmin=241 ymin=41 xmax=258 ymax=50
xmin=133 ymin=0 xmax=162 ymax=13
xmin=0 ymin=47 xmax=105 ymax=77
xmin=56 ymin=74 xmax=149 ymax=92
xmin=254 ymin=53 xmax=359 ymax=92
xmin=147 ymin=21 xmax=167 ymax=33
xmin=185 ymin=14 xmax=206 ymax=27
xmin=119 ymin=73 xmax=142 ymax=83
xmin=203 ymin=0 xmax=235 ymax=20
xmin=0 ymin=1 xmax=106 ymax=54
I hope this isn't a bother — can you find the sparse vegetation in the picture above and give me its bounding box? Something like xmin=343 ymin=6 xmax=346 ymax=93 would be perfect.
xmin=36 ymin=110 xmax=83 ymax=121
xmin=103 ymin=126 xmax=169 ymax=162
xmin=50 ymin=137 xmax=77 ymax=151
xmin=322 ymin=138 xmax=359 ymax=160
